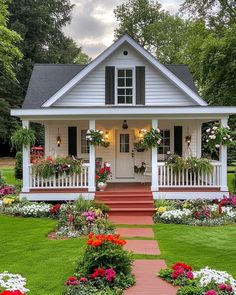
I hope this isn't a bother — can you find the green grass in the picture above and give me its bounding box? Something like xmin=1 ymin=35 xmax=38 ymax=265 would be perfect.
xmin=1 ymin=167 xmax=18 ymax=186
xmin=0 ymin=215 xmax=86 ymax=295
xmin=153 ymin=223 xmax=236 ymax=277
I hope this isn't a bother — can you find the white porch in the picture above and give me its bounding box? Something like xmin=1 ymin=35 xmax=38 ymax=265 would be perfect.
xmin=18 ymin=115 xmax=229 ymax=200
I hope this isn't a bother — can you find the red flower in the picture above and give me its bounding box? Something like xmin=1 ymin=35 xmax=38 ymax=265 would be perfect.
xmin=49 ymin=204 xmax=61 ymax=215
xmin=87 ymin=233 xmax=126 ymax=247
xmin=99 ymin=168 xmax=105 ymax=174
xmin=0 ymin=292 xmax=26 ymax=295
xmin=90 ymin=268 xmax=106 ymax=279
xmin=79 ymin=277 xmax=88 ymax=283
xmin=218 ymin=283 xmax=233 ymax=292
xmin=172 ymin=262 xmax=192 ymax=271
xmin=65 ymin=276 xmax=79 ymax=286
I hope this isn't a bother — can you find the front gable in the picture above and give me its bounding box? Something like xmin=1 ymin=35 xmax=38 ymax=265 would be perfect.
xmin=42 ymin=34 xmax=207 ymax=108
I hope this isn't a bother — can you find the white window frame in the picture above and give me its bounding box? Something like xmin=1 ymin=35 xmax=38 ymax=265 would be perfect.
xmin=81 ymin=129 xmax=90 ymax=154
xmin=115 ymin=67 xmax=136 ymax=105
xmin=158 ymin=129 xmax=171 ymax=156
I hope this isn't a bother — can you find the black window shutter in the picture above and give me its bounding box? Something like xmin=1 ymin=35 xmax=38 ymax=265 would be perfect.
xmin=174 ymin=126 xmax=183 ymax=156
xmin=68 ymin=127 xmax=77 ymax=156
xmin=105 ymin=66 xmax=115 ymax=104
xmin=136 ymin=66 xmax=145 ymax=105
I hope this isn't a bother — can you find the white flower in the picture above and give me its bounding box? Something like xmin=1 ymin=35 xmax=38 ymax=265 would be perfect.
xmin=166 ymin=151 xmax=171 ymax=155
xmin=211 ymin=130 xmax=215 ymax=134
xmin=230 ymin=138 xmax=233 ymax=141
xmin=0 ymin=272 xmax=29 ymax=293
xmin=161 ymin=209 xmax=192 ymax=220
xmin=227 ymin=125 xmax=230 ymax=130
xmin=223 ymin=137 xmax=227 ymax=140
xmin=206 ymin=128 xmax=211 ymax=133
xmin=228 ymin=135 xmax=231 ymax=138
xmin=156 ymin=128 xmax=161 ymax=133
xmin=206 ymin=139 xmax=209 ymax=143
xmin=104 ymin=162 xmax=111 ymax=167
xmin=215 ymin=144 xmax=220 ymax=148
xmin=193 ymin=267 xmax=236 ymax=293
xmin=86 ymin=130 xmax=91 ymax=134
xmin=99 ymin=130 xmax=103 ymax=134
xmin=212 ymin=135 xmax=216 ymax=139
xmin=213 ymin=126 xmax=218 ymax=130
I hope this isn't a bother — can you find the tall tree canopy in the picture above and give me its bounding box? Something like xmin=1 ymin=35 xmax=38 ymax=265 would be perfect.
xmin=0 ymin=0 xmax=90 ymax=155
xmin=180 ymin=0 xmax=236 ymax=29
xmin=114 ymin=0 xmax=189 ymax=63
xmin=0 ymin=0 xmax=22 ymax=78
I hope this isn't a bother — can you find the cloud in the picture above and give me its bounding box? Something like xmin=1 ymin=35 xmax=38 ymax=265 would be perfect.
xmin=64 ymin=0 xmax=183 ymax=59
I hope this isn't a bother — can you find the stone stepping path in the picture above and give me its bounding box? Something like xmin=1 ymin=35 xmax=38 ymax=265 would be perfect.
xmin=116 ymin=227 xmax=154 ymax=238
xmin=124 ymin=260 xmax=178 ymax=295
xmin=124 ymin=239 xmax=160 ymax=255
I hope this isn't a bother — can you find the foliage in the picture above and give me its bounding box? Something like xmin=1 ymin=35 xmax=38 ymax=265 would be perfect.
xmin=159 ymin=262 xmax=236 ymax=295
xmin=134 ymin=162 xmax=146 ymax=174
xmin=11 ymin=128 xmax=36 ymax=150
xmin=0 ymin=0 xmax=22 ymax=78
xmin=86 ymin=130 xmax=110 ymax=147
xmin=134 ymin=140 xmax=148 ymax=152
xmin=0 ymin=171 xmax=6 ymax=188
xmin=114 ymin=0 xmax=190 ymax=63
xmin=32 ymin=156 xmax=82 ymax=179
xmin=0 ymin=186 xmax=15 ymax=198
xmin=96 ymin=163 xmax=112 ymax=184
xmin=180 ymin=0 xmax=236 ymax=28
xmin=142 ymin=128 xmax=162 ymax=149
xmin=14 ymin=151 xmax=22 ymax=180
xmin=166 ymin=155 xmax=213 ymax=174
xmin=64 ymin=234 xmax=135 ymax=294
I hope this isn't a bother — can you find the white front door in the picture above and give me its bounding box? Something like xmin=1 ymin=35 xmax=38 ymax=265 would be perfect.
xmin=116 ymin=130 xmax=135 ymax=179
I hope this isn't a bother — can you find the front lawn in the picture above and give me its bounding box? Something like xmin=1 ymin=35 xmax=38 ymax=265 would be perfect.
xmin=1 ymin=167 xmax=18 ymax=186
xmin=0 ymin=215 xmax=86 ymax=295
xmin=154 ymin=223 xmax=236 ymax=277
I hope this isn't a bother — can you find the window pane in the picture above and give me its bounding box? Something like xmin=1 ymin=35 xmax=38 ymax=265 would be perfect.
xmin=126 ymin=70 xmax=132 ymax=77
xmin=118 ymin=88 xmax=125 ymax=95
xmin=118 ymin=78 xmax=125 ymax=87
xmin=126 ymin=88 xmax=132 ymax=95
xmin=120 ymin=134 xmax=129 ymax=153
xmin=118 ymin=69 xmax=125 ymax=77
xmin=81 ymin=130 xmax=90 ymax=154
xmin=118 ymin=96 xmax=125 ymax=103
xmin=126 ymin=78 xmax=132 ymax=87
xmin=126 ymin=96 xmax=132 ymax=104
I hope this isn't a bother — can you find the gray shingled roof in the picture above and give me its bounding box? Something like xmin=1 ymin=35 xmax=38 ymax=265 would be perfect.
xmin=22 ymin=63 xmax=199 ymax=109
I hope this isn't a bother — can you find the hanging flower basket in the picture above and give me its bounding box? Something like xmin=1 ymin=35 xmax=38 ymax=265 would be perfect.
xmin=205 ymin=125 xmax=234 ymax=151
xmin=86 ymin=130 xmax=110 ymax=147
xmin=142 ymin=128 xmax=162 ymax=149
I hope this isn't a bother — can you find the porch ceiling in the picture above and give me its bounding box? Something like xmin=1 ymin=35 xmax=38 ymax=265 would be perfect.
xmin=11 ymin=106 xmax=236 ymax=121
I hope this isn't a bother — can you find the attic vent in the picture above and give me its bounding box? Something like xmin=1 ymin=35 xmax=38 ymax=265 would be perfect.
xmin=123 ymin=50 xmax=128 ymax=56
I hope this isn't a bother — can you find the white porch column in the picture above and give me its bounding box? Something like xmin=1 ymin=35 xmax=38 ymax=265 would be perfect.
xmin=88 ymin=119 xmax=96 ymax=192
xmin=151 ymin=119 xmax=159 ymax=191
xmin=22 ymin=120 xmax=30 ymax=192
xmin=220 ymin=118 xmax=228 ymax=191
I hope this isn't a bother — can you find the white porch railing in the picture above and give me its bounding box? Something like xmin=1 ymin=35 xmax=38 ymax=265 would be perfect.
xmin=157 ymin=161 xmax=221 ymax=187
xmin=29 ymin=163 xmax=89 ymax=189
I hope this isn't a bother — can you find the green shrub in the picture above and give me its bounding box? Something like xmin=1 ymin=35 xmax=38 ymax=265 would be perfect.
xmin=15 ymin=151 xmax=23 ymax=180
xmin=0 ymin=171 xmax=6 ymax=187
xmin=11 ymin=127 xmax=36 ymax=150
xmin=177 ymin=285 xmax=202 ymax=295
xmin=92 ymin=201 xmax=110 ymax=213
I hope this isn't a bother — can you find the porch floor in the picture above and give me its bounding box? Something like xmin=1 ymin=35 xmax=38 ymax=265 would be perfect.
xmin=106 ymin=182 xmax=151 ymax=191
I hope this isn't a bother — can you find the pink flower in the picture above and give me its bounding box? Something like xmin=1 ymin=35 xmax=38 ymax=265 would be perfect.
xmin=79 ymin=277 xmax=88 ymax=283
xmin=205 ymin=290 xmax=217 ymax=295
xmin=186 ymin=271 xmax=194 ymax=279
xmin=105 ymin=268 xmax=116 ymax=282
xmin=218 ymin=283 xmax=233 ymax=292
xmin=65 ymin=276 xmax=79 ymax=286
xmin=231 ymin=196 xmax=236 ymax=206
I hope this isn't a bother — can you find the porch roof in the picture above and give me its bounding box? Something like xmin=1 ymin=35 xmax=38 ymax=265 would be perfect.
xmin=11 ymin=106 xmax=236 ymax=121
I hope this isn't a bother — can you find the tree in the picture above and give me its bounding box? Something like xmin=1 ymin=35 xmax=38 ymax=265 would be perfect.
xmin=0 ymin=0 xmax=22 ymax=78
xmin=180 ymin=0 xmax=236 ymax=29
xmin=114 ymin=0 xmax=190 ymax=63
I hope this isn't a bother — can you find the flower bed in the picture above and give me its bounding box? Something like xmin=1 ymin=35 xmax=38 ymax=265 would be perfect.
xmin=0 ymin=197 xmax=114 ymax=238
xmin=64 ymin=233 xmax=135 ymax=294
xmin=159 ymin=262 xmax=236 ymax=295
xmin=0 ymin=272 xmax=29 ymax=294
xmin=153 ymin=197 xmax=236 ymax=226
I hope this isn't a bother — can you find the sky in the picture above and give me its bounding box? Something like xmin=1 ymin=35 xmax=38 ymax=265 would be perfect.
xmin=64 ymin=0 xmax=183 ymax=59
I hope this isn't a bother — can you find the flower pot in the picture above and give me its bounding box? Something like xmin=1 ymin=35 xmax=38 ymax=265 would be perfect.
xmin=97 ymin=182 xmax=107 ymax=191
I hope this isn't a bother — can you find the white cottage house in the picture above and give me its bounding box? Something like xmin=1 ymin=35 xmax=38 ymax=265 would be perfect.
xmin=11 ymin=34 xmax=236 ymax=203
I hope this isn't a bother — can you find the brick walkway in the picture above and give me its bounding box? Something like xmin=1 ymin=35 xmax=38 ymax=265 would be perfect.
xmin=114 ymin=223 xmax=177 ymax=294
xmin=116 ymin=227 xmax=154 ymax=238
xmin=124 ymin=260 xmax=178 ymax=295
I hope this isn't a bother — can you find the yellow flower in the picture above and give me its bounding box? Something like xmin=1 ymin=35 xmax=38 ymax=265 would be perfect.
xmin=156 ymin=206 xmax=167 ymax=213
xmin=183 ymin=202 xmax=189 ymax=208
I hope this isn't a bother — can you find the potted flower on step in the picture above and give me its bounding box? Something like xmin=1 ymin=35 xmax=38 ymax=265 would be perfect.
xmin=96 ymin=162 xmax=112 ymax=191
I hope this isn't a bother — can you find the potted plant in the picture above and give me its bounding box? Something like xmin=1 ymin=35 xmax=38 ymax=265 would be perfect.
xmin=134 ymin=141 xmax=148 ymax=152
xmin=11 ymin=127 xmax=36 ymax=150
xmin=96 ymin=162 xmax=112 ymax=191
xmin=134 ymin=162 xmax=146 ymax=174
xmin=86 ymin=129 xmax=110 ymax=147
xmin=142 ymin=128 xmax=162 ymax=149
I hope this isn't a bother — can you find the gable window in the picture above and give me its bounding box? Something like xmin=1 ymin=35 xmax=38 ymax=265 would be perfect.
xmin=81 ymin=130 xmax=90 ymax=154
xmin=117 ymin=69 xmax=133 ymax=104
xmin=158 ymin=130 xmax=170 ymax=155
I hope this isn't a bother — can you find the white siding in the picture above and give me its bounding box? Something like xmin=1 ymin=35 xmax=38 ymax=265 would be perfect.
xmin=53 ymin=44 xmax=197 ymax=107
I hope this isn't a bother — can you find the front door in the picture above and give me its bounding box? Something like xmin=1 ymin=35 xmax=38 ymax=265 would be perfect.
xmin=116 ymin=130 xmax=135 ymax=179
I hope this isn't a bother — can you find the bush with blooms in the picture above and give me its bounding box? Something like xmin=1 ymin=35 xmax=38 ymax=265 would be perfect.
xmin=142 ymin=127 xmax=162 ymax=149
xmin=153 ymin=197 xmax=236 ymax=226
xmin=64 ymin=233 xmax=135 ymax=294
xmin=205 ymin=124 xmax=234 ymax=151
xmin=96 ymin=162 xmax=112 ymax=184
xmin=0 ymin=271 xmax=29 ymax=294
xmin=86 ymin=129 xmax=110 ymax=147
xmin=159 ymin=262 xmax=236 ymax=295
